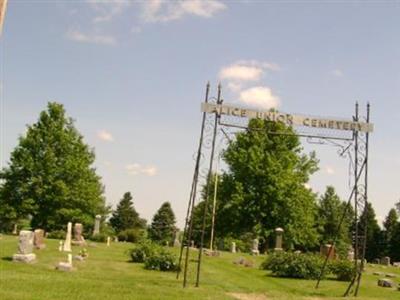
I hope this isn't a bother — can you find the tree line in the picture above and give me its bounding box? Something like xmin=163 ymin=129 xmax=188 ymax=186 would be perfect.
xmin=0 ymin=102 xmax=398 ymax=261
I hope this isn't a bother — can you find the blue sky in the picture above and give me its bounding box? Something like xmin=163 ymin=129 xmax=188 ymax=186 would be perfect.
xmin=1 ymin=1 xmax=399 ymax=228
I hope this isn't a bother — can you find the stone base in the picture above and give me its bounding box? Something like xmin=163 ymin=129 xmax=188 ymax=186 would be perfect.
xmin=56 ymin=262 xmax=74 ymax=272
xmin=378 ymin=278 xmax=393 ymax=288
xmin=251 ymin=250 xmax=259 ymax=256
xmin=13 ymin=253 xmax=36 ymax=263
xmin=73 ymin=255 xmax=85 ymax=261
xmin=71 ymin=241 xmax=86 ymax=246
xmin=274 ymin=247 xmax=283 ymax=252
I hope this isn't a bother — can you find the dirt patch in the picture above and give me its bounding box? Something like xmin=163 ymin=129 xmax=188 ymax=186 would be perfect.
xmin=227 ymin=293 xmax=268 ymax=300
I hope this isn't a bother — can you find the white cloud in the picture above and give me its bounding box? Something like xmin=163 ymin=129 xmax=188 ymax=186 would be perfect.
xmin=66 ymin=30 xmax=116 ymax=46
xmin=126 ymin=163 xmax=158 ymax=176
xmin=97 ymin=130 xmax=114 ymax=142
xmin=239 ymin=86 xmax=280 ymax=109
xmin=219 ymin=60 xmax=280 ymax=82
xmin=332 ymin=69 xmax=344 ymax=77
xmin=87 ymin=0 xmax=131 ymax=23
xmin=325 ymin=166 xmax=335 ymax=175
xmin=141 ymin=0 xmax=226 ymax=23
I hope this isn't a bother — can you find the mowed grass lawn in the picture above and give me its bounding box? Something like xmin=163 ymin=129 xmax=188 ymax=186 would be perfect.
xmin=0 ymin=235 xmax=399 ymax=300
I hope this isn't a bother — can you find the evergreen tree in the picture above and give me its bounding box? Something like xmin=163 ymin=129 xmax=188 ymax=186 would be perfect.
xmin=109 ymin=192 xmax=146 ymax=233
xmin=317 ymin=186 xmax=352 ymax=256
xmin=0 ymin=102 xmax=106 ymax=232
xmin=359 ymin=203 xmax=384 ymax=261
xmin=384 ymin=208 xmax=399 ymax=258
xmin=148 ymin=202 xmax=176 ymax=244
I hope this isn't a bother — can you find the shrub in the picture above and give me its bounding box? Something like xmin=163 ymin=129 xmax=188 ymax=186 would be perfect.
xmin=90 ymin=233 xmax=108 ymax=243
xmin=129 ymin=240 xmax=158 ymax=263
xmin=329 ymin=259 xmax=355 ymax=281
xmin=261 ymin=252 xmax=324 ymax=280
xmin=118 ymin=229 xmax=145 ymax=243
xmin=144 ymin=248 xmax=179 ymax=272
xmin=47 ymin=230 xmax=66 ymax=240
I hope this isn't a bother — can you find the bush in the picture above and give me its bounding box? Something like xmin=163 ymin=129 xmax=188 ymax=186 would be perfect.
xmin=90 ymin=233 xmax=108 ymax=243
xmin=129 ymin=240 xmax=157 ymax=263
xmin=261 ymin=252 xmax=324 ymax=280
xmin=144 ymin=248 xmax=179 ymax=272
xmin=118 ymin=229 xmax=145 ymax=243
xmin=329 ymin=259 xmax=355 ymax=281
xmin=47 ymin=230 xmax=66 ymax=240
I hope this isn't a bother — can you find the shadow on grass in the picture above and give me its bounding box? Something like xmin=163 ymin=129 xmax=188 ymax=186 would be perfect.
xmin=1 ymin=256 xmax=13 ymax=261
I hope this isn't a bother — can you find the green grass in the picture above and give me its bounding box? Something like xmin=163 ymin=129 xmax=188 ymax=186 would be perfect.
xmin=0 ymin=235 xmax=399 ymax=300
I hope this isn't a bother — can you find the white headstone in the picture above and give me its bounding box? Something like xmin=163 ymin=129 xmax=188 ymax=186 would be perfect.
xmin=93 ymin=215 xmax=101 ymax=235
xmin=63 ymin=222 xmax=72 ymax=252
xmin=107 ymin=236 xmax=111 ymax=247
xmin=68 ymin=254 xmax=72 ymax=265
xmin=231 ymin=242 xmax=236 ymax=253
xmin=251 ymin=239 xmax=259 ymax=256
xmin=58 ymin=241 xmax=63 ymax=252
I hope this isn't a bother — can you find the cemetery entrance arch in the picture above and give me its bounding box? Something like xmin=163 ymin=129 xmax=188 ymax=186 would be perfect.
xmin=177 ymin=83 xmax=373 ymax=297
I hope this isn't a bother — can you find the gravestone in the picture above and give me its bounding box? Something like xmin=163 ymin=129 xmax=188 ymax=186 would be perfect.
xmin=12 ymin=224 xmax=18 ymax=235
xmin=63 ymin=222 xmax=72 ymax=252
xmin=72 ymin=223 xmax=86 ymax=246
xmin=93 ymin=215 xmax=101 ymax=235
xmin=107 ymin=236 xmax=111 ymax=247
xmin=58 ymin=241 xmax=63 ymax=252
xmin=173 ymin=236 xmax=181 ymax=248
xmin=378 ymin=278 xmax=393 ymax=288
xmin=373 ymin=258 xmax=380 ymax=264
xmin=393 ymin=262 xmax=400 ymax=267
xmin=12 ymin=230 xmax=36 ymax=263
xmin=33 ymin=229 xmax=46 ymax=249
xmin=190 ymin=240 xmax=195 ymax=248
xmin=347 ymin=247 xmax=354 ymax=261
xmin=320 ymin=244 xmax=335 ymax=260
xmin=231 ymin=242 xmax=236 ymax=253
xmin=173 ymin=230 xmax=180 ymax=247
xmin=380 ymin=256 xmax=390 ymax=266
xmin=274 ymin=227 xmax=284 ymax=251
xmin=56 ymin=254 xmax=73 ymax=272
xmin=251 ymin=239 xmax=259 ymax=256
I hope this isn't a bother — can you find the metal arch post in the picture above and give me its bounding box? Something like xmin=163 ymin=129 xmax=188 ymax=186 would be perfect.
xmin=195 ymin=83 xmax=221 ymax=287
xmin=177 ymin=82 xmax=210 ymax=287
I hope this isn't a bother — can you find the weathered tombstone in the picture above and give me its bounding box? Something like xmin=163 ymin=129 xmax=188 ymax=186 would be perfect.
xmin=12 ymin=230 xmax=36 ymax=263
xmin=378 ymin=278 xmax=393 ymax=288
xmin=93 ymin=215 xmax=101 ymax=235
xmin=274 ymin=227 xmax=284 ymax=251
xmin=380 ymin=256 xmax=390 ymax=266
xmin=12 ymin=224 xmax=18 ymax=235
xmin=190 ymin=240 xmax=195 ymax=248
xmin=231 ymin=242 xmax=236 ymax=253
xmin=63 ymin=222 xmax=72 ymax=252
xmin=320 ymin=244 xmax=335 ymax=260
xmin=251 ymin=239 xmax=259 ymax=256
xmin=393 ymin=262 xmax=400 ymax=267
xmin=107 ymin=236 xmax=111 ymax=247
xmin=373 ymin=258 xmax=380 ymax=264
xmin=33 ymin=229 xmax=46 ymax=249
xmin=72 ymin=223 xmax=86 ymax=246
xmin=114 ymin=236 xmax=119 ymax=242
